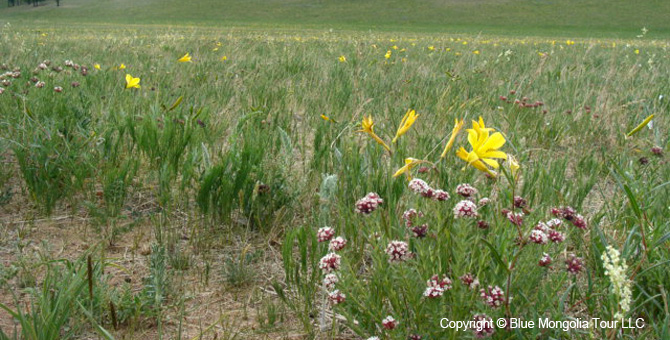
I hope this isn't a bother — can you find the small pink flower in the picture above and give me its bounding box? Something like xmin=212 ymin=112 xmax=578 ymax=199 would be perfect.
xmin=476 ymin=220 xmax=490 ymax=229
xmin=408 ymin=178 xmax=431 ymax=195
xmin=328 ymin=290 xmax=346 ymax=305
xmin=505 ymin=211 xmax=524 ymax=226
xmin=539 ymin=253 xmax=552 ymax=267
xmin=480 ymin=285 xmax=505 ymax=309
xmin=571 ymin=214 xmax=587 ymax=229
xmin=460 ymin=273 xmax=480 ymax=290
xmin=381 ymin=315 xmax=398 ymax=330
xmin=546 ymin=218 xmax=562 ymax=229
xmin=53 ymin=86 xmax=63 ymax=93
xmin=323 ymin=273 xmax=339 ymax=290
xmin=548 ymin=230 xmax=565 ymax=243
xmin=651 ymin=146 xmax=663 ymax=156
xmin=355 ymin=192 xmax=383 ymax=214
xmin=35 ymin=81 xmax=45 ymax=88
xmin=328 ymin=236 xmax=347 ymax=251
xmin=529 ymin=230 xmax=548 ymax=244
xmin=402 ymin=208 xmax=423 ymax=227
xmin=316 ymin=227 xmax=335 ymax=242
xmin=319 ymin=253 xmax=341 ymax=273
xmin=385 ymin=240 xmax=410 ymax=263
xmin=411 ymin=224 xmax=428 ymax=238
xmin=478 ymin=197 xmax=490 ymax=207
xmin=456 ymin=183 xmax=478 ymax=197
xmin=432 ymin=189 xmax=450 ymax=201
xmin=472 ymin=314 xmax=495 ymax=338
xmin=513 ymin=196 xmax=527 ymax=208
xmin=566 ymin=254 xmax=584 ymax=275
xmin=454 ymin=200 xmax=478 ymax=219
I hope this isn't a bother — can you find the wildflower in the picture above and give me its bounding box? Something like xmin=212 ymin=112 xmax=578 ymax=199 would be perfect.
xmin=476 ymin=220 xmax=490 ymax=229
xmin=402 ymin=209 xmax=423 ymax=227
xmin=565 ymin=254 xmax=584 ymax=275
xmin=355 ymin=192 xmax=383 ymax=214
xmin=94 ymin=63 xmax=101 ymax=70
xmin=317 ymin=227 xmax=335 ymax=242
xmin=424 ymin=274 xmax=452 ymax=298
xmin=221 ymin=56 xmax=228 ymax=61
xmin=513 ymin=196 xmax=527 ymax=208
xmin=626 ymin=114 xmax=654 ymax=138
xmin=392 ymin=109 xmax=419 ymax=143
xmin=393 ymin=158 xmax=427 ymax=179
xmin=323 ymin=273 xmax=339 ymax=290
xmin=546 ymin=218 xmax=562 ymax=229
xmin=428 ymin=45 xmax=435 ymax=51
xmin=480 ymin=285 xmax=505 ymax=308
xmin=53 ymin=86 xmax=63 ymax=93
xmin=460 ymin=273 xmax=480 ymax=289
xmin=119 ymin=63 xmax=126 ymax=70
xmin=408 ymin=178 xmax=431 ymax=196
xmin=35 ymin=81 xmax=45 ymax=88
xmin=37 ymin=63 xmax=47 ymax=70
xmin=125 ymin=74 xmax=140 ymax=89
xmin=177 ymin=53 xmax=192 ymax=62
xmin=432 ymin=190 xmax=450 ymax=201
xmin=328 ymin=289 xmax=346 ymax=305
xmin=382 ymin=316 xmax=398 ymax=330
xmin=548 ymin=230 xmax=565 ymax=243
xmin=651 ymin=146 xmax=663 ymax=156
xmin=601 ymin=246 xmax=632 ymax=319
xmin=411 ymin=224 xmax=428 ymax=238
xmin=472 ymin=314 xmax=495 ymax=338
xmin=505 ymin=211 xmax=524 ymax=226
xmin=329 ymin=236 xmax=347 ymax=251
xmin=539 ymin=253 xmax=552 ymax=267
xmin=473 ymin=50 xmax=480 ymax=55
xmin=64 ymin=60 xmax=74 ymax=67
xmin=456 ymin=117 xmax=507 ymax=176
xmin=1 ymin=80 xmax=9 ymax=87
xmin=440 ymin=118 xmax=464 ymax=158
xmin=71 ymin=82 xmax=80 ymax=88
xmin=529 ymin=230 xmax=548 ymax=244
xmin=572 ymin=214 xmax=587 ymax=229
xmin=456 ymin=183 xmax=478 ymax=197
xmin=384 ymin=50 xmax=391 ymax=59
xmin=478 ymin=197 xmax=490 ymax=207
xmin=453 ymin=200 xmax=478 ymax=219
xmin=338 ymin=55 xmax=346 ymax=62
xmin=408 ymin=334 xmax=423 ymax=340
xmin=385 ymin=240 xmax=410 ymax=263
xmin=0 ymin=87 xmax=4 ymax=94
xmin=319 ymin=253 xmax=342 ymax=273
xmin=357 ymin=116 xmax=391 ymax=152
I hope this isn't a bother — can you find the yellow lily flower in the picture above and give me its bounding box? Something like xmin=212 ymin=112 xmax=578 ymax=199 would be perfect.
xmin=338 ymin=55 xmax=346 ymax=62
xmin=440 ymin=118 xmax=464 ymax=158
xmin=456 ymin=117 xmax=507 ymax=175
xmin=221 ymin=56 xmax=228 ymax=61
xmin=178 ymin=53 xmax=192 ymax=62
xmin=358 ymin=116 xmax=391 ymax=152
xmin=94 ymin=63 xmax=101 ymax=70
xmin=626 ymin=114 xmax=654 ymax=138
xmin=393 ymin=158 xmax=427 ymax=179
xmin=385 ymin=50 xmax=392 ymax=59
xmin=125 ymin=74 xmax=141 ymax=89
xmin=392 ymin=109 xmax=419 ymax=143
xmin=119 ymin=63 xmax=126 ymax=70
xmin=508 ymin=154 xmax=520 ymax=178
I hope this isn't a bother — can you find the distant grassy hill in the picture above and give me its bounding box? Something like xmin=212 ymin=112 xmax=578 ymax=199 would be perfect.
xmin=1 ymin=0 xmax=669 ymax=37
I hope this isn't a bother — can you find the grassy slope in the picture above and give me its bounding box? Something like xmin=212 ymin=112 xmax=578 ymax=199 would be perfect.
xmin=1 ymin=0 xmax=670 ymax=37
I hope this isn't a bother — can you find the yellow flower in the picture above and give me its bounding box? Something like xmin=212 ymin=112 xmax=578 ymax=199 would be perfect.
xmin=393 ymin=158 xmax=427 ymax=179
xmin=178 ymin=53 xmax=192 ymax=62
xmin=392 ymin=45 xmax=398 ymax=50
xmin=440 ymin=118 xmax=464 ymax=158
xmin=119 ymin=63 xmax=126 ymax=70
xmin=456 ymin=117 xmax=507 ymax=175
xmin=213 ymin=47 xmax=219 ymax=51
xmin=392 ymin=109 xmax=419 ymax=143
xmin=428 ymin=45 xmax=435 ymax=51
xmin=508 ymin=154 xmax=520 ymax=178
xmin=94 ymin=63 xmax=101 ymax=70
xmin=385 ymin=50 xmax=392 ymax=59
xmin=358 ymin=115 xmax=391 ymax=152
xmin=125 ymin=74 xmax=141 ymax=89
xmin=634 ymin=49 xmax=640 ymax=55
xmin=338 ymin=55 xmax=346 ymax=62
xmin=221 ymin=56 xmax=228 ymax=61
xmin=473 ymin=50 xmax=480 ymax=55
xmin=626 ymin=114 xmax=654 ymax=138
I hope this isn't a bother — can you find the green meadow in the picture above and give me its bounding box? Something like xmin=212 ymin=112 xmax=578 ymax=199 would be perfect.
xmin=0 ymin=1 xmax=669 ymax=339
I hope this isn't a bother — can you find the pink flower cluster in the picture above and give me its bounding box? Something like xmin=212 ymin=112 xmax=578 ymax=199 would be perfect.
xmin=385 ymin=240 xmax=411 ymax=263
xmin=408 ymin=179 xmax=450 ymax=201
xmin=480 ymin=285 xmax=505 ymax=309
xmin=454 ymin=200 xmax=478 ymax=218
xmin=551 ymin=206 xmax=587 ymax=229
xmin=539 ymin=253 xmax=552 ymax=267
xmin=402 ymin=209 xmax=429 ymax=238
xmin=381 ymin=316 xmax=398 ymax=330
xmin=423 ymin=274 xmax=453 ymax=298
xmin=456 ymin=183 xmax=478 ymax=197
xmin=317 ymin=227 xmax=335 ymax=242
xmin=319 ymin=253 xmax=341 ymax=273
xmin=472 ymin=314 xmax=495 ymax=338
xmin=460 ymin=273 xmax=480 ymax=290
xmin=328 ymin=290 xmax=346 ymax=305
xmin=329 ymin=236 xmax=347 ymax=251
xmin=355 ymin=192 xmax=384 ymax=214
xmin=565 ymin=253 xmax=584 ymax=275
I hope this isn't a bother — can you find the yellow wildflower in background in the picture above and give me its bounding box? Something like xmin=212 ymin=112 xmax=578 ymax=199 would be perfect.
xmin=392 ymin=109 xmax=419 ymax=143
xmin=358 ymin=116 xmax=391 ymax=152
xmin=339 ymin=55 xmax=347 ymax=62
xmin=178 ymin=53 xmax=192 ymax=62
xmin=125 ymin=74 xmax=141 ymax=89
xmin=441 ymin=118 xmax=464 ymax=158
xmin=94 ymin=63 xmax=101 ymax=70
xmin=119 ymin=63 xmax=126 ymax=70
xmin=385 ymin=50 xmax=392 ymax=59
xmin=221 ymin=56 xmax=228 ymax=61
xmin=393 ymin=158 xmax=427 ymax=179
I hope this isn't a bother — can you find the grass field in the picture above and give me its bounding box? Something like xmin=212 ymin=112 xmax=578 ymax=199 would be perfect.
xmin=0 ymin=1 xmax=669 ymax=339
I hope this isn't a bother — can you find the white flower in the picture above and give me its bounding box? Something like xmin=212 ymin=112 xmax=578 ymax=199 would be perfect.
xmin=601 ymin=246 xmax=632 ymax=319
